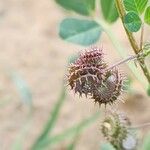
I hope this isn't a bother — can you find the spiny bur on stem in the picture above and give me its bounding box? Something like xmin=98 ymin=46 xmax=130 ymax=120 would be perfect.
xmin=67 ymin=46 xmax=125 ymax=106
xmin=101 ymin=112 xmax=137 ymax=150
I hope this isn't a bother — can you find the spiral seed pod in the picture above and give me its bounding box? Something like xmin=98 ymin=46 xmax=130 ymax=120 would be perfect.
xmin=67 ymin=46 xmax=124 ymax=106
xmin=101 ymin=113 xmax=129 ymax=150
xmin=93 ymin=68 xmax=124 ymax=105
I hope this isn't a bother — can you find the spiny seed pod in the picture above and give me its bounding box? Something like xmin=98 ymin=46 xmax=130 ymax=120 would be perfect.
xmin=68 ymin=46 xmax=107 ymax=96
xmin=75 ymin=47 xmax=105 ymax=65
xmin=93 ymin=68 xmax=124 ymax=106
xmin=67 ymin=46 xmax=124 ymax=106
xmin=101 ymin=113 xmax=130 ymax=150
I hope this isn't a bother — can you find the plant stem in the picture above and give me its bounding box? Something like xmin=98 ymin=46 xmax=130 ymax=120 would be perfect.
xmin=107 ymin=55 xmax=138 ymax=70
xmin=107 ymin=49 xmax=150 ymax=70
xmin=115 ymin=0 xmax=150 ymax=84
xmin=129 ymin=122 xmax=150 ymax=129
xmin=140 ymin=24 xmax=144 ymax=50
xmin=94 ymin=17 xmax=148 ymax=88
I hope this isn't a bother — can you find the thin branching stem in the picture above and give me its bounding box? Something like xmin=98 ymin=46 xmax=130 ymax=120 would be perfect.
xmin=129 ymin=122 xmax=150 ymax=129
xmin=107 ymin=50 xmax=150 ymax=70
xmin=115 ymin=0 xmax=150 ymax=84
xmin=140 ymin=24 xmax=144 ymax=50
xmin=107 ymin=55 xmax=137 ymax=70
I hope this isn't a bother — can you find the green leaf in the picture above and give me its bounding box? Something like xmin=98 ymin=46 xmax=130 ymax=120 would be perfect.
xmin=59 ymin=18 xmax=102 ymax=46
xmin=31 ymin=87 xmax=66 ymax=150
xmin=31 ymin=112 xmax=100 ymax=150
xmin=100 ymin=143 xmax=115 ymax=150
xmin=96 ymin=19 xmax=148 ymax=89
xmin=124 ymin=11 xmax=142 ymax=32
xmin=11 ymin=116 xmax=32 ymax=150
xmin=66 ymin=136 xmax=78 ymax=150
xmin=141 ymin=133 xmax=150 ymax=150
xmin=123 ymin=0 xmax=148 ymax=14
xmin=144 ymin=6 xmax=150 ymax=25
xmin=100 ymin=0 xmax=119 ymax=23
xmin=66 ymin=141 xmax=77 ymax=150
xmin=55 ymin=0 xmax=95 ymax=16
xmin=10 ymin=71 xmax=33 ymax=108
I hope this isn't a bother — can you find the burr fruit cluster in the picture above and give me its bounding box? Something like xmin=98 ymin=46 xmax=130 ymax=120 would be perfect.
xmin=101 ymin=112 xmax=137 ymax=150
xmin=67 ymin=46 xmax=124 ymax=106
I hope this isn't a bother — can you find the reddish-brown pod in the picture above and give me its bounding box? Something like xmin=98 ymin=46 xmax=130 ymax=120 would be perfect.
xmin=92 ymin=68 xmax=124 ymax=105
xmin=67 ymin=46 xmax=124 ymax=106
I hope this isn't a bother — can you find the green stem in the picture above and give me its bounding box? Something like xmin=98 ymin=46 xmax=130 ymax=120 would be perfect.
xmin=108 ymin=50 xmax=150 ymax=70
xmin=115 ymin=0 xmax=150 ymax=84
xmin=140 ymin=24 xmax=144 ymax=50
xmin=107 ymin=54 xmax=138 ymax=70
xmin=94 ymin=17 xmax=148 ymax=88
xmin=129 ymin=122 xmax=150 ymax=129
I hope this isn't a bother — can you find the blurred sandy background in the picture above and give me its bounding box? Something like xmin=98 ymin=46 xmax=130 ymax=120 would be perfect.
xmin=0 ymin=0 xmax=149 ymax=150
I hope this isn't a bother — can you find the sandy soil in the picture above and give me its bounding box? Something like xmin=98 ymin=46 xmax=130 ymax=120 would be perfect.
xmin=0 ymin=0 xmax=149 ymax=150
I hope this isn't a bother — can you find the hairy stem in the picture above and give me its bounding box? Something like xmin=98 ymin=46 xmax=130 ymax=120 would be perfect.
xmin=107 ymin=55 xmax=137 ymax=70
xmin=115 ymin=0 xmax=150 ymax=84
xmin=108 ymin=49 xmax=150 ymax=70
xmin=140 ymin=24 xmax=144 ymax=50
xmin=94 ymin=17 xmax=148 ymax=88
xmin=129 ymin=122 xmax=150 ymax=129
